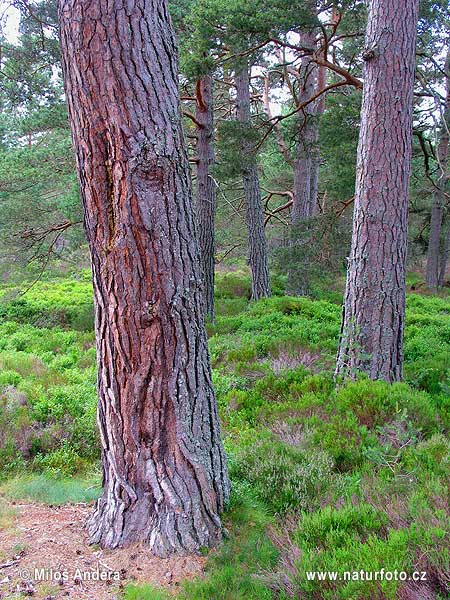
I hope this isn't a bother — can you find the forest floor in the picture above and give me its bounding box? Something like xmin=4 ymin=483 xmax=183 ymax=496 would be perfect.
xmin=0 ymin=267 xmax=448 ymax=599
xmin=0 ymin=499 xmax=204 ymax=599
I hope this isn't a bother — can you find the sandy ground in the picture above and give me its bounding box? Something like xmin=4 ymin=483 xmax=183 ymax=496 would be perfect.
xmin=0 ymin=500 xmax=205 ymax=599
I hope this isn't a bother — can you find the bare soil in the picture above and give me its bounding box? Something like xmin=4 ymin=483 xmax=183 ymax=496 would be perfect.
xmin=0 ymin=500 xmax=205 ymax=599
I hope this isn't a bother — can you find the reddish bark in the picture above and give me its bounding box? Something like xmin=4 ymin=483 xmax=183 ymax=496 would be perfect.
xmin=335 ymin=0 xmax=419 ymax=382
xmin=58 ymin=0 xmax=229 ymax=554
xmin=195 ymin=75 xmax=216 ymax=320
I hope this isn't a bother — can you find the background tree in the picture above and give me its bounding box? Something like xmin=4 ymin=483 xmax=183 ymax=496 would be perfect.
xmin=335 ymin=0 xmax=420 ymax=382
xmin=194 ymin=74 xmax=217 ymax=316
xmin=235 ymin=60 xmax=271 ymax=299
xmin=174 ymin=0 xmax=218 ymax=319
xmin=425 ymin=48 xmax=450 ymax=290
xmin=0 ymin=0 xmax=82 ymax=277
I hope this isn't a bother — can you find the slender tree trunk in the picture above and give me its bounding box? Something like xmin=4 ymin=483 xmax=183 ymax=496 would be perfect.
xmin=235 ymin=64 xmax=271 ymax=300
xmin=195 ymin=76 xmax=216 ymax=321
xmin=58 ymin=0 xmax=229 ymax=555
xmin=426 ymin=49 xmax=450 ymax=289
xmin=288 ymin=29 xmax=318 ymax=296
xmin=335 ymin=0 xmax=419 ymax=383
xmin=291 ymin=29 xmax=317 ymax=224
xmin=438 ymin=220 xmax=450 ymax=287
xmin=309 ymin=62 xmax=326 ymax=216
xmin=426 ymin=186 xmax=446 ymax=289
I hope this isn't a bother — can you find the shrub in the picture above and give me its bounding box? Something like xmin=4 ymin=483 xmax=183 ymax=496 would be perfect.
xmin=402 ymin=434 xmax=449 ymax=478
xmin=295 ymin=503 xmax=387 ymax=549
xmin=294 ymin=527 xmax=413 ymax=599
xmin=215 ymin=271 xmax=252 ymax=299
xmin=33 ymin=443 xmax=87 ymax=477
xmin=332 ymin=379 xmax=440 ymax=434
xmin=0 ymin=279 xmax=94 ymax=329
xmin=312 ymin=413 xmax=368 ymax=471
xmin=0 ymin=370 xmax=22 ymax=387
xmin=230 ymin=437 xmax=334 ymax=513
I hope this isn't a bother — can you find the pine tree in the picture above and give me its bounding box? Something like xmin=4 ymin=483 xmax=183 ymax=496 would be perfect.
xmin=58 ymin=0 xmax=229 ymax=554
xmin=335 ymin=0 xmax=420 ymax=382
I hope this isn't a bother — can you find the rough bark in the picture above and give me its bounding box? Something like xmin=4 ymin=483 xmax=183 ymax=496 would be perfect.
xmin=335 ymin=0 xmax=419 ymax=383
xmin=438 ymin=221 xmax=450 ymax=287
xmin=291 ymin=29 xmax=317 ymax=224
xmin=288 ymin=29 xmax=319 ymax=296
xmin=235 ymin=64 xmax=271 ymax=300
xmin=58 ymin=0 xmax=229 ymax=555
xmin=195 ymin=76 xmax=216 ymax=321
xmin=309 ymin=62 xmax=326 ymax=216
xmin=426 ymin=49 xmax=450 ymax=289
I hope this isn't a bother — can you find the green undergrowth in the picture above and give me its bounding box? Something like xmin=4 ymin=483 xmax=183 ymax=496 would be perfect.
xmin=0 ymin=268 xmax=448 ymax=599
xmin=0 ymin=272 xmax=94 ymax=330
xmin=0 ymin=473 xmax=102 ymax=504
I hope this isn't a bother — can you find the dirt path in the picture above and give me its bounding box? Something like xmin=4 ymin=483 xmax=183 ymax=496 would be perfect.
xmin=0 ymin=500 xmax=205 ymax=599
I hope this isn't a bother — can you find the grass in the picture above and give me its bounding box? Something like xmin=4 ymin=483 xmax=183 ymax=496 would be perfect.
xmin=124 ymin=585 xmax=171 ymax=600
xmin=0 ymin=267 xmax=448 ymax=599
xmin=0 ymin=497 xmax=17 ymax=529
xmin=0 ymin=473 xmax=102 ymax=505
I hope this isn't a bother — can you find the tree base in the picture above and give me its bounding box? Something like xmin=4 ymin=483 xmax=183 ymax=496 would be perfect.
xmin=87 ymin=493 xmax=224 ymax=557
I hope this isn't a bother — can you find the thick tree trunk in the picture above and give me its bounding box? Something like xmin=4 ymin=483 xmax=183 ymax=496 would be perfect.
xmin=195 ymin=76 xmax=216 ymax=321
xmin=426 ymin=49 xmax=450 ymax=289
xmin=235 ymin=64 xmax=271 ymax=300
xmin=335 ymin=0 xmax=419 ymax=383
xmin=58 ymin=0 xmax=229 ymax=555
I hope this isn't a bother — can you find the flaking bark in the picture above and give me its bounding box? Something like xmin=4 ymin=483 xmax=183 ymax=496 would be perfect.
xmin=58 ymin=0 xmax=229 ymax=555
xmin=335 ymin=0 xmax=419 ymax=382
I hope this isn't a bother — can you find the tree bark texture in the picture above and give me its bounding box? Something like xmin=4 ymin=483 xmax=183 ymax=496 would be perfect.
xmin=426 ymin=49 xmax=450 ymax=289
xmin=235 ymin=64 xmax=271 ymax=300
xmin=58 ymin=0 xmax=229 ymax=555
xmin=195 ymin=75 xmax=216 ymax=321
xmin=335 ymin=0 xmax=419 ymax=383
xmin=438 ymin=221 xmax=450 ymax=287
xmin=309 ymin=61 xmax=326 ymax=216
xmin=292 ymin=29 xmax=318 ymax=224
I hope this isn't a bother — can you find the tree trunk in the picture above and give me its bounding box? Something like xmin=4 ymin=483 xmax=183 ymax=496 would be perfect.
xmin=289 ymin=29 xmax=318 ymax=296
xmin=438 ymin=220 xmax=450 ymax=287
xmin=195 ymin=76 xmax=216 ymax=321
xmin=335 ymin=0 xmax=419 ymax=383
xmin=235 ymin=64 xmax=271 ymax=300
xmin=309 ymin=62 xmax=326 ymax=216
xmin=291 ymin=29 xmax=317 ymax=224
xmin=426 ymin=49 xmax=450 ymax=289
xmin=426 ymin=186 xmax=446 ymax=289
xmin=58 ymin=0 xmax=229 ymax=555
